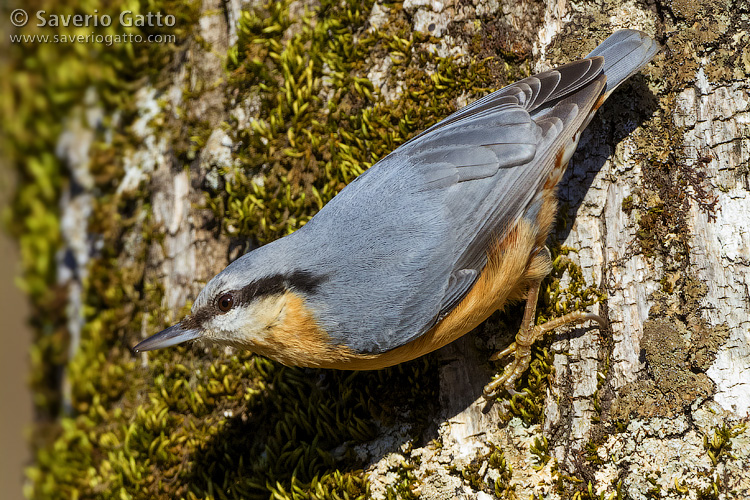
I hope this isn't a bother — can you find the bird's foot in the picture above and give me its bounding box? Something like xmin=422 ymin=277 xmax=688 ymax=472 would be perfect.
xmin=482 ymin=331 xmax=535 ymax=400
xmin=483 ymin=310 xmax=606 ymax=400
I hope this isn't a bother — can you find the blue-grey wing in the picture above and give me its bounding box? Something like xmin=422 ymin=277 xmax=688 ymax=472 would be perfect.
xmin=306 ymin=30 xmax=658 ymax=354
xmin=305 ymin=58 xmax=606 ymax=354
xmin=402 ymin=58 xmax=607 ymax=320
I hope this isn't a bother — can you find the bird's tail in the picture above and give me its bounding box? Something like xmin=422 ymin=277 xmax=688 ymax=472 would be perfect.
xmin=586 ymin=29 xmax=659 ymax=95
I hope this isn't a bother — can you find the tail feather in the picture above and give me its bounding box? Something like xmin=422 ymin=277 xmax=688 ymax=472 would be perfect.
xmin=586 ymin=29 xmax=660 ymax=94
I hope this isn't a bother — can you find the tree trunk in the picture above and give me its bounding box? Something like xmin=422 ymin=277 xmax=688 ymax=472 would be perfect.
xmin=20 ymin=0 xmax=749 ymax=498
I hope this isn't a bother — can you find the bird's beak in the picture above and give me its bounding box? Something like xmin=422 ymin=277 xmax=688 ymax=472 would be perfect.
xmin=133 ymin=322 xmax=201 ymax=352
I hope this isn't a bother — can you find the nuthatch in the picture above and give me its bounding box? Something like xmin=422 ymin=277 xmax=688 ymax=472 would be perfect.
xmin=135 ymin=30 xmax=659 ymax=399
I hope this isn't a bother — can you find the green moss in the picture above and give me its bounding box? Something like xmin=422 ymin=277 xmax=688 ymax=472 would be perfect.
xmin=695 ymin=473 xmax=722 ymax=500
xmin=268 ymin=471 xmax=369 ymax=500
xmin=551 ymin=459 xmax=582 ymax=497
xmin=703 ymin=422 xmax=744 ymax=466
xmin=548 ymin=455 xmax=631 ymax=500
xmin=645 ymin=473 xmax=662 ymax=499
xmin=451 ymin=443 xmax=516 ymax=498
xmin=458 ymin=456 xmax=485 ymax=492
xmin=385 ymin=455 xmax=421 ymax=500
xmin=541 ymin=244 xmax=607 ymax=323
xmin=621 ymin=195 xmax=634 ymax=214
xmin=489 ymin=445 xmax=516 ymax=499
xmin=551 ymin=473 xmax=626 ymax=500
xmin=209 ymin=0 xmax=498 ymax=244
xmin=583 ymin=441 xmax=603 ymax=466
xmin=3 ymin=0 xmax=200 ymax=421
xmin=530 ymin=435 xmax=551 ymax=470
xmin=501 ymin=347 xmax=555 ymax=425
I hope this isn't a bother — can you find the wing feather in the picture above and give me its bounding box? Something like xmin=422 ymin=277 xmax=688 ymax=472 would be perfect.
xmin=402 ymin=60 xmax=608 ymax=332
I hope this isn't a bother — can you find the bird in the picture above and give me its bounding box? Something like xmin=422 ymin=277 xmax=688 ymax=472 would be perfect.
xmin=134 ymin=29 xmax=659 ymax=399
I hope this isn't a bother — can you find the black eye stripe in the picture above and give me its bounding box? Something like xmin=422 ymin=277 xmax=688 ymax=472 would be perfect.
xmin=183 ymin=271 xmax=327 ymax=329
xmin=237 ymin=270 xmax=326 ymax=303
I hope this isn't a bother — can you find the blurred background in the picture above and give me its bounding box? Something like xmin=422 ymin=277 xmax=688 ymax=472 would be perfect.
xmin=0 ymin=160 xmax=32 ymax=500
xmin=1 ymin=9 xmax=32 ymax=500
xmin=0 ymin=204 xmax=31 ymax=500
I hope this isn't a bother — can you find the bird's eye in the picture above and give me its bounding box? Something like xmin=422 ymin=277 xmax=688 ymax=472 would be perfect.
xmin=217 ymin=293 xmax=234 ymax=312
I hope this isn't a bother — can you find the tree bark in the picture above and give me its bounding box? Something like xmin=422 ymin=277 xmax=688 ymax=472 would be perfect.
xmin=37 ymin=0 xmax=750 ymax=498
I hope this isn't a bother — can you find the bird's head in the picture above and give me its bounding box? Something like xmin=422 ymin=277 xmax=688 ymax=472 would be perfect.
xmin=133 ymin=242 xmax=327 ymax=357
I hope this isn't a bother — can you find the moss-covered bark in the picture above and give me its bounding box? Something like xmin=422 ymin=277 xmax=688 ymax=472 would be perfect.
xmin=5 ymin=0 xmax=750 ymax=498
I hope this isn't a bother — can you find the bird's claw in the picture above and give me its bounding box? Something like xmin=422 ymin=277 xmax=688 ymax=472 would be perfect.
xmin=483 ymin=296 xmax=606 ymax=402
xmin=482 ymin=347 xmax=532 ymax=400
xmin=488 ymin=342 xmax=517 ymax=362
